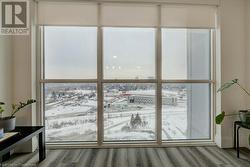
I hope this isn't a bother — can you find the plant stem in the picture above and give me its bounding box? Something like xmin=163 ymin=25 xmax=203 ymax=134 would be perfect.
xmin=11 ymin=110 xmax=18 ymax=118
xmin=236 ymin=83 xmax=250 ymax=97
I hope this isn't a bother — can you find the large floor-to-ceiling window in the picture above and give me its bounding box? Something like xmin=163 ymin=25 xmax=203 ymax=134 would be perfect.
xmin=39 ymin=2 xmax=217 ymax=145
xmin=43 ymin=27 xmax=98 ymax=142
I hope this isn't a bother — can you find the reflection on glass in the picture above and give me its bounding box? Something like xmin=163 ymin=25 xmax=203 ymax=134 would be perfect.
xmin=103 ymin=28 xmax=156 ymax=79
xmin=162 ymin=83 xmax=210 ymax=140
xmin=162 ymin=29 xmax=210 ymax=80
xmin=45 ymin=83 xmax=97 ymax=142
xmin=103 ymin=83 xmax=156 ymax=141
xmin=44 ymin=26 xmax=97 ymax=79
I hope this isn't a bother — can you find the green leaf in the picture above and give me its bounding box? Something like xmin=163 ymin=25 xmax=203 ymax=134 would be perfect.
xmin=11 ymin=104 xmax=16 ymax=110
xmin=217 ymin=79 xmax=239 ymax=92
xmin=10 ymin=99 xmax=36 ymax=117
xmin=0 ymin=104 xmax=4 ymax=114
xmin=232 ymin=79 xmax=239 ymax=83
xmin=216 ymin=111 xmax=225 ymax=124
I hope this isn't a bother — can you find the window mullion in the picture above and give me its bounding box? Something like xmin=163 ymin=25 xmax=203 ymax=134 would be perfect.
xmin=41 ymin=26 xmax=45 ymax=126
xmin=97 ymin=3 xmax=104 ymax=146
xmin=211 ymin=29 xmax=216 ymax=142
xmin=156 ymin=5 xmax=162 ymax=145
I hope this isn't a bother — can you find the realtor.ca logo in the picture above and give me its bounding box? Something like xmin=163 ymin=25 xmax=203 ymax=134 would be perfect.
xmin=0 ymin=0 xmax=29 ymax=35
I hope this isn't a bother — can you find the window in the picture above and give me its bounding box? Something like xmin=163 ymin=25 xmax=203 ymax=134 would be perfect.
xmin=42 ymin=26 xmax=213 ymax=144
xmin=44 ymin=26 xmax=97 ymax=79
xmin=45 ymin=83 xmax=97 ymax=142
xmin=103 ymin=27 xmax=156 ymax=141
xmin=43 ymin=26 xmax=98 ymax=143
xmin=162 ymin=29 xmax=210 ymax=80
xmin=162 ymin=83 xmax=210 ymax=140
xmin=103 ymin=83 xmax=156 ymax=141
xmin=161 ymin=29 xmax=212 ymax=140
xmin=103 ymin=28 xmax=156 ymax=79
xmin=41 ymin=18 xmax=214 ymax=144
xmin=39 ymin=1 xmax=217 ymax=147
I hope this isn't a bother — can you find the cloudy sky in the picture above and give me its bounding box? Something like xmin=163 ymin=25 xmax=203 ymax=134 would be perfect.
xmin=44 ymin=27 xmax=209 ymax=80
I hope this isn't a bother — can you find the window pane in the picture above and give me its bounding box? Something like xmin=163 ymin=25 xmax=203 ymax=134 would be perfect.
xmin=44 ymin=26 xmax=97 ymax=79
xmin=45 ymin=83 xmax=97 ymax=142
xmin=103 ymin=28 xmax=156 ymax=79
xmin=162 ymin=83 xmax=210 ymax=140
xmin=162 ymin=29 xmax=210 ymax=80
xmin=103 ymin=83 xmax=156 ymax=141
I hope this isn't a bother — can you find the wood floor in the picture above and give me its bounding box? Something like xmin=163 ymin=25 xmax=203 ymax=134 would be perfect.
xmin=3 ymin=147 xmax=250 ymax=167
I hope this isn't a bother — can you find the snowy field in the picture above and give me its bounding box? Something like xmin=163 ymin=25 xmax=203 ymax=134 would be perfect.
xmin=45 ymin=85 xmax=188 ymax=142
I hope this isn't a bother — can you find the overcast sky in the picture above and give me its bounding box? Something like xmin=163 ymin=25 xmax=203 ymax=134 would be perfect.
xmin=44 ymin=27 xmax=209 ymax=80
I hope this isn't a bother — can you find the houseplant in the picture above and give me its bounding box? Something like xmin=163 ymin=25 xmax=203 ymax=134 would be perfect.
xmin=216 ymin=79 xmax=250 ymax=124
xmin=0 ymin=99 xmax=36 ymax=132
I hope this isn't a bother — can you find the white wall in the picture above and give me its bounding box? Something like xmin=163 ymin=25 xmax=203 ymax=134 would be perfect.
xmin=11 ymin=0 xmax=37 ymax=152
xmin=0 ymin=25 xmax=37 ymax=154
xmin=0 ymin=36 xmax=12 ymax=117
xmin=0 ymin=3 xmax=37 ymax=152
xmin=12 ymin=36 xmax=37 ymax=152
xmin=246 ymin=0 xmax=250 ymax=104
xmin=37 ymin=0 xmax=220 ymax=5
xmin=245 ymin=0 xmax=250 ymax=148
xmin=218 ymin=0 xmax=249 ymax=148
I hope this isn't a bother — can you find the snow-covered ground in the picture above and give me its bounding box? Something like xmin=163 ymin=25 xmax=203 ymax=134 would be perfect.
xmin=45 ymin=86 xmax=188 ymax=142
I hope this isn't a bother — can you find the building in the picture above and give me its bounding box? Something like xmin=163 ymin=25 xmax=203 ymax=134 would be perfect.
xmin=128 ymin=94 xmax=177 ymax=106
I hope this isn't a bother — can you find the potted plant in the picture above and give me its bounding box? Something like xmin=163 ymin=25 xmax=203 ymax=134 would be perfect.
xmin=0 ymin=99 xmax=36 ymax=132
xmin=216 ymin=79 xmax=250 ymax=124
